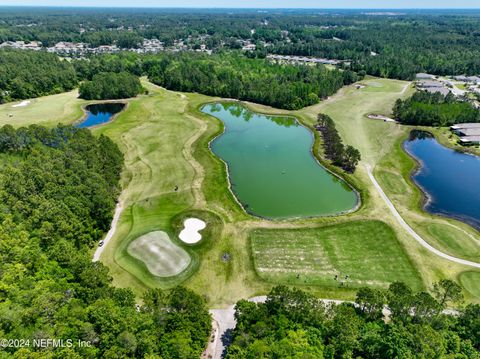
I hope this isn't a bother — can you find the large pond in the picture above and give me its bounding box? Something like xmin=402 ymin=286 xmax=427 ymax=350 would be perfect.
xmin=76 ymin=103 xmax=125 ymax=128
xmin=201 ymin=102 xmax=358 ymax=219
xmin=404 ymin=130 xmax=480 ymax=229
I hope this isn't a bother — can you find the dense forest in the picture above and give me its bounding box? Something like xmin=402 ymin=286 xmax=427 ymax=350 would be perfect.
xmin=1 ymin=9 xmax=480 ymax=79
xmin=0 ymin=125 xmax=211 ymax=357
xmin=0 ymin=49 xmax=77 ymax=103
xmin=227 ymin=284 xmax=479 ymax=358
xmin=79 ymin=72 xmax=144 ymax=100
xmin=0 ymin=49 xmax=357 ymax=110
xmin=143 ymin=53 xmax=357 ymax=110
xmin=393 ymin=91 xmax=480 ymax=126
xmin=316 ymin=114 xmax=361 ymax=172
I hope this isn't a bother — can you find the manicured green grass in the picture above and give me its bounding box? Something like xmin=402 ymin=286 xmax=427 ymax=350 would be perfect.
xmin=376 ymin=133 xmax=480 ymax=263
xmin=459 ymin=271 xmax=480 ymax=299
xmin=425 ymin=224 xmax=480 ymax=262
xmin=250 ymin=220 xmax=423 ymax=291
xmin=127 ymin=231 xmax=191 ymax=277
xmin=8 ymin=78 xmax=478 ymax=305
xmin=298 ymin=78 xmax=413 ymax=166
xmin=0 ymin=90 xmax=85 ymax=127
xmin=95 ymin=80 xmax=478 ymax=304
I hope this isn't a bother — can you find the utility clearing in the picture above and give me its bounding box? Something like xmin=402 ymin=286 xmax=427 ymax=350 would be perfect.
xmin=127 ymin=231 xmax=191 ymax=277
xmin=179 ymin=218 xmax=206 ymax=244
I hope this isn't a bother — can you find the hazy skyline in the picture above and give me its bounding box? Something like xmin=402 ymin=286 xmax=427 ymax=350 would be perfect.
xmin=1 ymin=0 xmax=480 ymax=8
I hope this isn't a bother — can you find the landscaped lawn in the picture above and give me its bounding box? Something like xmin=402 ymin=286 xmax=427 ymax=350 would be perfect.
xmin=2 ymin=78 xmax=478 ymax=305
xmin=251 ymin=220 xmax=423 ymax=291
xmin=459 ymin=271 xmax=480 ymax=299
xmin=0 ymin=90 xmax=84 ymax=127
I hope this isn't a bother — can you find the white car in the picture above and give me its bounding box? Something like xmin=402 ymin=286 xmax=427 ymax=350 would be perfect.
xmin=98 ymin=240 xmax=105 ymax=247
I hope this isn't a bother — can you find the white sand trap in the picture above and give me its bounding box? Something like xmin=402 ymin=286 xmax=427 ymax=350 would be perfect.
xmin=179 ymin=218 xmax=206 ymax=244
xmin=128 ymin=231 xmax=190 ymax=277
xmin=12 ymin=100 xmax=31 ymax=108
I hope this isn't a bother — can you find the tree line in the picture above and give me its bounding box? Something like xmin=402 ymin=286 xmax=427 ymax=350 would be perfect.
xmin=393 ymin=91 xmax=480 ymax=127
xmin=143 ymin=52 xmax=359 ymax=110
xmin=227 ymin=283 xmax=479 ymax=358
xmin=0 ymin=124 xmax=211 ymax=357
xmin=79 ymin=72 xmax=144 ymax=100
xmin=0 ymin=49 xmax=77 ymax=103
xmin=316 ymin=113 xmax=361 ymax=172
xmin=0 ymin=49 xmax=360 ymax=109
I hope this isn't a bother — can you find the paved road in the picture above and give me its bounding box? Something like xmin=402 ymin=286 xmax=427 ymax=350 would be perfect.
xmin=93 ymin=202 xmax=123 ymax=262
xmin=367 ymin=166 xmax=480 ymax=268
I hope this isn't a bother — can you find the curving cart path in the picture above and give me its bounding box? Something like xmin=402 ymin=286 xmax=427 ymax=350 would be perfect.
xmin=367 ymin=166 xmax=480 ymax=269
xmin=93 ymin=202 xmax=123 ymax=262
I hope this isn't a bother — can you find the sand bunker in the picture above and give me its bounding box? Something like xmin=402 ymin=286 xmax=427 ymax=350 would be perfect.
xmin=12 ymin=100 xmax=31 ymax=108
xmin=128 ymin=231 xmax=190 ymax=277
xmin=367 ymin=114 xmax=396 ymax=123
xmin=179 ymin=218 xmax=206 ymax=244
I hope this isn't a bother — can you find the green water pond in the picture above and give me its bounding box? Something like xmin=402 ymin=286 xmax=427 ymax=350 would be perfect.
xmin=202 ymin=102 xmax=358 ymax=219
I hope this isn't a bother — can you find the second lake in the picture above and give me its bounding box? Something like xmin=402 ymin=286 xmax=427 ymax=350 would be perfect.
xmin=77 ymin=103 xmax=125 ymax=128
xmin=404 ymin=130 xmax=480 ymax=230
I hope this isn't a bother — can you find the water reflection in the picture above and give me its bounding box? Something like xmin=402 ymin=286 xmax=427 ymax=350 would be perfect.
xmin=77 ymin=103 xmax=125 ymax=128
xmin=404 ymin=130 xmax=480 ymax=229
xmin=201 ymin=102 xmax=357 ymax=218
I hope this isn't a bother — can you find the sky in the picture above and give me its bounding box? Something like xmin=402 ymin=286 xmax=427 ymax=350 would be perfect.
xmin=0 ymin=0 xmax=479 ymax=8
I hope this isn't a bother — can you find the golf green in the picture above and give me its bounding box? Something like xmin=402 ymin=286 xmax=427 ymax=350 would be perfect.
xmin=202 ymin=102 xmax=358 ymax=219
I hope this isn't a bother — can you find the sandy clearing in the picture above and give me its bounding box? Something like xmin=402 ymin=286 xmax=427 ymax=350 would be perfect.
xmin=93 ymin=202 xmax=123 ymax=262
xmin=367 ymin=166 xmax=480 ymax=268
xmin=12 ymin=100 xmax=31 ymax=108
xmin=367 ymin=114 xmax=396 ymax=122
xmin=179 ymin=218 xmax=206 ymax=244
xmin=127 ymin=231 xmax=191 ymax=277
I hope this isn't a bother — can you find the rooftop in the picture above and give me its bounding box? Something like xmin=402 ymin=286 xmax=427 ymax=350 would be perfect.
xmin=423 ymin=87 xmax=450 ymax=96
xmin=459 ymin=136 xmax=480 ymax=143
xmin=417 ymin=80 xmax=444 ymax=88
xmin=416 ymin=73 xmax=435 ymax=79
xmin=456 ymin=128 xmax=480 ymax=136
xmin=451 ymin=123 xmax=480 ymax=130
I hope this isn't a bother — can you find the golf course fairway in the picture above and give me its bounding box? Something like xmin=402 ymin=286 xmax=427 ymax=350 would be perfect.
xmin=2 ymin=78 xmax=479 ymax=305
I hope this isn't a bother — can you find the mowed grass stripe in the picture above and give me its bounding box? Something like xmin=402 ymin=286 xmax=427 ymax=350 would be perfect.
xmin=251 ymin=220 xmax=422 ymax=290
xmin=127 ymin=231 xmax=191 ymax=277
xmin=459 ymin=271 xmax=480 ymax=299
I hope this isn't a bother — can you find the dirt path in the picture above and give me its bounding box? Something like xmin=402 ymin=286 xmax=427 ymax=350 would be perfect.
xmin=400 ymin=82 xmax=411 ymax=95
xmin=93 ymin=202 xmax=123 ymax=262
xmin=367 ymin=166 xmax=480 ymax=268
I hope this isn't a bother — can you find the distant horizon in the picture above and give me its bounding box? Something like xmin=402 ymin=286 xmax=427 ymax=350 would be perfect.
xmin=1 ymin=6 xmax=480 ymax=10
xmin=2 ymin=5 xmax=480 ymax=8
xmin=1 ymin=0 xmax=480 ymax=10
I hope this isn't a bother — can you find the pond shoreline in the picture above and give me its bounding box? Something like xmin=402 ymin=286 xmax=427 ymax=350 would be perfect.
xmin=75 ymin=100 xmax=128 ymax=128
xmin=201 ymin=101 xmax=361 ymax=221
xmin=403 ymin=129 xmax=480 ymax=231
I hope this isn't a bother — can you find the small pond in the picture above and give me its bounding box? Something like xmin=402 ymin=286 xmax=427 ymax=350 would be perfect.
xmin=76 ymin=103 xmax=125 ymax=128
xmin=404 ymin=130 xmax=480 ymax=230
xmin=201 ymin=102 xmax=358 ymax=219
